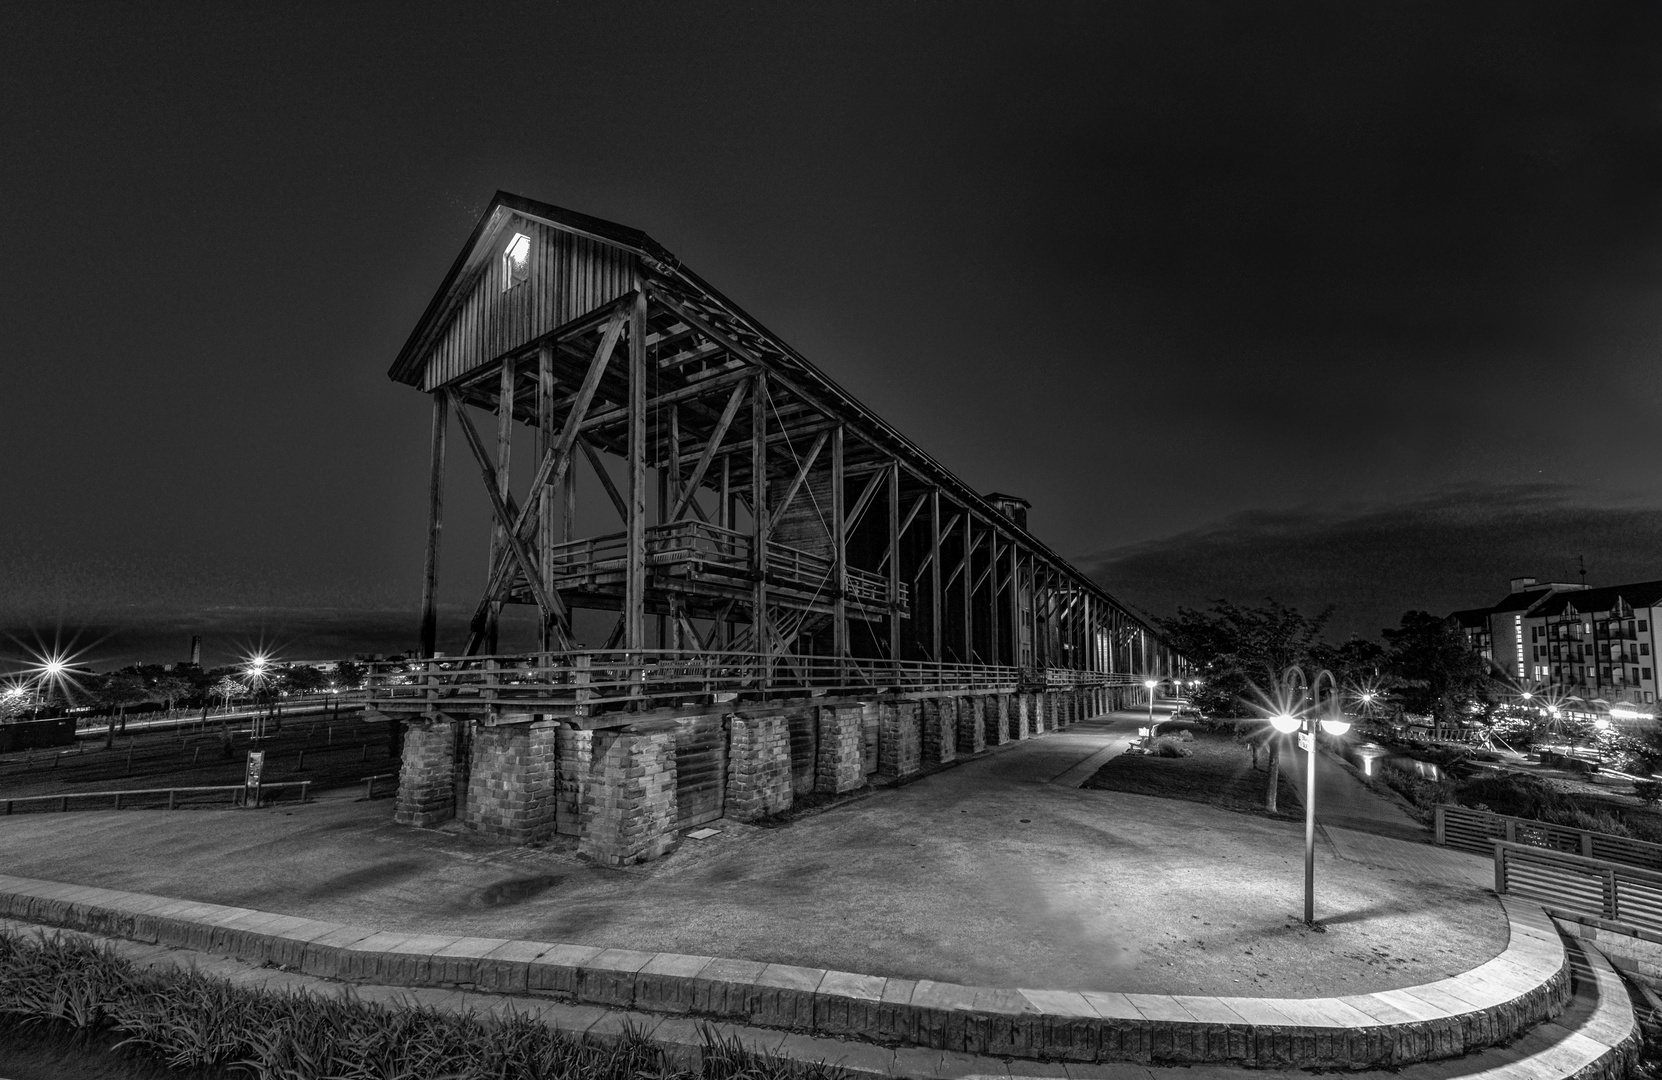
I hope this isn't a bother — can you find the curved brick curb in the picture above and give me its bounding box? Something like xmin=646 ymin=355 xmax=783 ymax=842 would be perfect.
xmin=0 ymin=873 xmax=1567 ymax=1069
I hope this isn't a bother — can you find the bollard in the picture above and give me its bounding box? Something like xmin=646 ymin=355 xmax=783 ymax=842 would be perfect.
xmin=300 ymin=780 xmax=310 ymax=804
xmin=192 ymin=746 xmax=201 ymax=765
xmin=297 ymin=750 xmax=306 ymax=771
xmin=125 ymin=747 xmax=133 ymax=775
xmin=327 ymin=726 xmax=333 ymax=745
xmin=360 ymin=743 xmax=368 ymax=762
xmin=364 ymin=775 xmax=375 ymax=800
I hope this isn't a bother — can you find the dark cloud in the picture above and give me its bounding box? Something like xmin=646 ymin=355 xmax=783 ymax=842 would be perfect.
xmin=1083 ymin=485 xmax=1662 ymax=641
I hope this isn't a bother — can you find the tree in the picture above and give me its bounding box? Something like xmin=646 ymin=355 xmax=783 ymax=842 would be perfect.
xmin=150 ymin=674 xmax=192 ymax=712
xmin=1382 ymin=610 xmax=1493 ymax=738
xmin=95 ymin=672 xmax=150 ymax=749
xmin=332 ymin=661 xmax=367 ymax=691
xmin=278 ymin=666 xmax=327 ymax=696
xmin=1159 ymin=599 xmax=1333 ymax=717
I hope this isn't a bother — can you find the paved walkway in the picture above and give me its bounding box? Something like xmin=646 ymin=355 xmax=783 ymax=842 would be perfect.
xmin=0 ymin=708 xmax=1509 ymax=997
xmin=0 ymin=880 xmax=1589 ymax=1078
xmin=1282 ymin=741 xmax=1427 ymax=844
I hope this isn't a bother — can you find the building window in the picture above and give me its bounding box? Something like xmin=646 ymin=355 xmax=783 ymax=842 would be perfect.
xmin=1646 ymin=667 xmax=1653 ymax=681
xmin=1641 ymin=620 xmax=1649 ymax=632
xmin=502 ymin=232 xmax=531 ymax=291
xmin=1643 ymin=643 xmax=1651 ymax=656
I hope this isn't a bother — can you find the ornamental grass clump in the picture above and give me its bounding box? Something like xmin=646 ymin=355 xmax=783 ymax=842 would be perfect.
xmin=0 ymin=929 xmax=846 ymax=1080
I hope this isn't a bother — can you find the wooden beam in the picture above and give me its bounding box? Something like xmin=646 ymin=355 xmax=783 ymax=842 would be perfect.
xmin=766 ymin=429 xmax=828 ymax=539
xmin=537 ymin=348 xmax=556 ymax=652
xmin=831 ymin=425 xmax=847 ymax=660
xmin=418 ymin=392 xmax=447 ymax=659
xmin=578 ymin=436 xmax=628 ymax=521
xmin=470 ymin=310 xmax=627 ymax=612
xmin=961 ymin=511 xmax=973 ymax=662
xmin=844 ymin=468 xmax=887 ymax=535
xmin=446 ymin=390 xmax=571 ymax=646
xmin=930 ymin=488 xmax=941 ymax=662
xmin=625 ymin=287 xmax=648 ymax=655
xmin=752 ymin=370 xmax=770 ymax=686
xmin=670 ymin=379 xmax=748 ymax=521
xmin=876 ymin=492 xmax=929 ymax=573
xmin=486 ymin=358 xmax=515 ymax=654
xmin=887 ymin=460 xmax=901 ymax=662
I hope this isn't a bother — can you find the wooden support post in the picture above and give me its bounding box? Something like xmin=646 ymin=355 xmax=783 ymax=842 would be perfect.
xmin=961 ymin=512 xmax=973 ymax=663
xmin=930 ymin=488 xmax=942 ymax=663
xmin=625 ymin=287 xmax=648 ymax=660
xmin=487 ymin=358 xmax=514 ymax=654
xmin=537 ymin=347 xmax=557 ymax=651
xmin=887 ymin=460 xmax=901 ymax=665
xmin=752 ymin=372 xmax=770 ymax=688
xmin=419 ymin=392 xmax=447 ymax=659
xmin=831 ymin=425 xmax=848 ymax=665
xmin=1008 ymin=539 xmax=1020 ymax=668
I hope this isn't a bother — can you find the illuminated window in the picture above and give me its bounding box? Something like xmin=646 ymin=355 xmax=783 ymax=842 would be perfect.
xmin=502 ymin=232 xmax=531 ymax=291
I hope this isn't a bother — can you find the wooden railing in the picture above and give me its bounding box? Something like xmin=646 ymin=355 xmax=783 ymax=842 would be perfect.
xmin=367 ymin=651 xmax=1134 ymax=714
xmin=1436 ymin=804 xmax=1662 ymax=871
xmin=538 ymin=520 xmax=905 ymax=609
xmin=1494 ymin=840 xmax=1662 ymax=934
xmin=1 ymin=781 xmax=311 ymax=814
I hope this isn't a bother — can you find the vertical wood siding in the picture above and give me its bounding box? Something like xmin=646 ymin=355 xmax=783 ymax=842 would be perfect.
xmin=421 ymin=218 xmax=635 ymax=391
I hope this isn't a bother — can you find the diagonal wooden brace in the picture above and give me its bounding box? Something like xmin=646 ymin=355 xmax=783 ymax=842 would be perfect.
xmin=448 ymin=388 xmax=572 ymax=649
xmin=670 ymin=379 xmax=749 ymax=522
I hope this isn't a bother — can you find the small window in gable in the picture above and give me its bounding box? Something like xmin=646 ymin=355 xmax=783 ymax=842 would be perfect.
xmin=503 ymin=232 xmax=531 ymax=291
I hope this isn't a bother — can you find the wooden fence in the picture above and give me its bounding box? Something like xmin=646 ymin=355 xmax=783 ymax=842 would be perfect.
xmin=1493 ymin=840 xmax=1662 ymax=935
xmin=1436 ymin=803 xmax=1662 ymax=871
xmin=1 ymin=781 xmax=310 ymax=815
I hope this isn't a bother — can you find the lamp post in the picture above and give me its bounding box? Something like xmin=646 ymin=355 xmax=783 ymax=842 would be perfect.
xmin=1268 ymin=665 xmax=1351 ymax=926
xmin=1144 ymin=678 xmax=1158 ymax=743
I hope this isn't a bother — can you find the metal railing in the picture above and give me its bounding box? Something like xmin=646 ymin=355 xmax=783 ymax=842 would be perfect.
xmin=367 ymin=650 xmax=1132 ymax=714
xmin=1436 ymin=804 xmax=1662 ymax=871
xmin=2 ymin=781 xmax=311 ymax=815
xmin=1494 ymin=840 xmax=1662 ymax=935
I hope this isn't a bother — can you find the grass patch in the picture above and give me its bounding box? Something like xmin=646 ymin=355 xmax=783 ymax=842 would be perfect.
xmin=1082 ymin=724 xmax=1301 ymax=819
xmin=0 ymin=929 xmax=848 ymax=1080
xmin=0 ymin=714 xmax=397 ymax=805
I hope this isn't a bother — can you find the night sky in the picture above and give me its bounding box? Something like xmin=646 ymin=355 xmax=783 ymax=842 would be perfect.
xmin=3 ymin=2 xmax=1659 ymax=669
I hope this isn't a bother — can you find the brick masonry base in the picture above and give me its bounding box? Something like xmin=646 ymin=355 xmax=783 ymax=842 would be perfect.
xmin=463 ymin=719 xmax=558 ymax=844
xmin=727 ymin=715 xmax=793 ymax=821
xmin=394 ymin=714 xmax=456 ymax=827
xmin=580 ymin=729 xmax=678 ymax=867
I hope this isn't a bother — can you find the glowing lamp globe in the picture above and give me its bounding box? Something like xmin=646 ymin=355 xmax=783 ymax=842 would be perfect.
xmin=1269 ymin=714 xmax=1300 ymax=734
xmin=1320 ymin=718 xmax=1351 ymax=736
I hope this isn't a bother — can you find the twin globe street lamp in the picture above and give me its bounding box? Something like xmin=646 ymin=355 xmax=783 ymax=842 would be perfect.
xmin=1268 ymin=665 xmax=1351 ymax=927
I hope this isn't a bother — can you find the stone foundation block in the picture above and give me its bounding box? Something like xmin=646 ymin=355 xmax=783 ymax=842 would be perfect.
xmin=1015 ymin=694 xmax=1032 ymax=739
xmin=815 ymin=706 xmax=864 ymax=794
xmin=985 ymin=694 xmax=1010 ymax=746
xmin=395 ymin=713 xmax=457 ymax=827
xmin=921 ymin=697 xmax=957 ymax=764
xmin=727 ymin=714 xmax=793 ymax=821
xmin=463 ymin=719 xmax=558 ymax=844
xmin=556 ymin=727 xmax=592 ymax=836
xmin=879 ymin=700 xmax=921 ymax=778
xmin=956 ymin=697 xmax=986 ymax=755
xmin=579 ymin=730 xmax=678 ymax=867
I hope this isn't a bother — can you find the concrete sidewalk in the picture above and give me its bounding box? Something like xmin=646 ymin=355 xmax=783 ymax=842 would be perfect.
xmin=0 ymin=708 xmax=1508 ymax=997
xmin=1283 ymin=742 xmax=1427 ymax=843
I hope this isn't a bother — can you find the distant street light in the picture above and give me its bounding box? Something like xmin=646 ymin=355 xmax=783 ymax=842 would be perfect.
xmin=1269 ymin=665 xmax=1352 ymax=926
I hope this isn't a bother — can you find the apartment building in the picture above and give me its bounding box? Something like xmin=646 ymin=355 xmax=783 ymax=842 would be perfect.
xmin=1450 ymin=576 xmax=1662 ymax=708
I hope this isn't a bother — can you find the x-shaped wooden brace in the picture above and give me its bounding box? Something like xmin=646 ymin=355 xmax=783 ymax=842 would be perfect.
xmin=456 ymin=298 xmax=632 ymax=653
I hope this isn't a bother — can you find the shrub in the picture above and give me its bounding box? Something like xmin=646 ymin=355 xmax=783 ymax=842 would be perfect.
xmin=1635 ymin=780 xmax=1662 ymax=806
xmin=1537 ymin=806 xmax=1632 ymax=837
xmin=0 ymin=929 xmax=845 ymax=1080
xmin=1151 ymin=738 xmax=1192 ymax=758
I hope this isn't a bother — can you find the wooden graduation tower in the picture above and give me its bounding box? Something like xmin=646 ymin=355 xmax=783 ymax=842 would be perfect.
xmin=389 ymin=192 xmax=1176 ymax=688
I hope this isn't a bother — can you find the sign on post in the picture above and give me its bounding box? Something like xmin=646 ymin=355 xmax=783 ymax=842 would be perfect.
xmin=244 ymin=750 xmax=265 ymax=807
xmin=1297 ymin=732 xmax=1313 ymax=752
